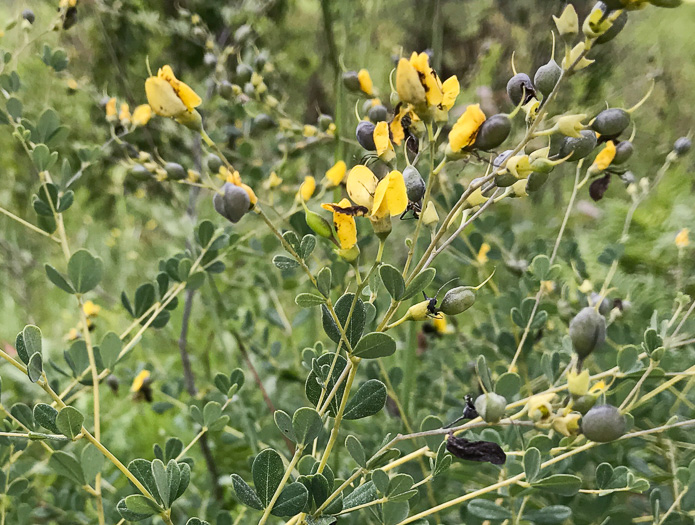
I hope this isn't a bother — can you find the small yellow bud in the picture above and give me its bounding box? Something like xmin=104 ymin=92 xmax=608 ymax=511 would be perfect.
xmin=422 ymin=201 xmax=439 ymax=227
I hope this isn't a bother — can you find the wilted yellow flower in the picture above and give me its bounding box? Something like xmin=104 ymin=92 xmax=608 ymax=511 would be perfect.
xmin=321 ymin=198 xmax=358 ymax=250
xmin=105 ymin=97 xmax=117 ymax=122
xmin=303 ymin=125 xmax=318 ymax=137
xmin=347 ymin=165 xmax=379 ymax=209
xmin=592 ymin=141 xmax=616 ymax=171
xmin=477 ymin=243 xmax=491 ymax=264
xmin=448 ymin=104 xmax=486 ymax=152
xmin=579 ymin=280 xmax=593 ymax=294
xmin=59 ymin=0 xmax=77 ymax=7
xmin=299 ymin=176 xmax=316 ymax=201
xmin=67 ymin=78 xmax=78 ymax=91
xmin=676 ymin=228 xmax=690 ymax=248
xmin=562 ymin=43 xmax=595 ymax=71
xmin=145 ymin=65 xmax=201 ymax=117
xmin=325 ymin=161 xmax=347 ymax=187
xmin=191 ymin=14 xmax=201 ymax=24
xmin=132 ymin=104 xmax=152 ymax=127
xmin=541 ymin=280 xmax=555 ymax=294
xmin=410 ymin=52 xmax=442 ymax=107
xmin=374 ymin=121 xmax=395 ymax=163
xmin=372 ymin=171 xmax=408 ymax=219
xmin=557 ymin=114 xmax=587 ymax=138
xmin=357 ymin=69 xmax=373 ymax=96
xmin=82 ymin=300 xmax=101 ymax=318
xmin=527 ymin=393 xmax=556 ymax=422
xmin=131 ymin=370 xmax=151 ymax=393
xmin=433 ymin=315 xmax=453 ymax=335
xmin=553 ymin=4 xmax=579 ymax=37
xmin=507 ymin=155 xmax=533 ymax=179
xmin=66 ymin=328 xmax=79 ymax=341
xmin=552 ymin=409 xmax=581 ymax=437
xmin=422 ymin=201 xmax=439 ymax=227
xmin=396 ymin=57 xmax=427 ymax=107
xmin=567 ymin=369 xmax=591 ymax=397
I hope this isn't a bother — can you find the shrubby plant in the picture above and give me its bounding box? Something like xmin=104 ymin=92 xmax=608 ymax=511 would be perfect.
xmin=1 ymin=1 xmax=695 ymax=524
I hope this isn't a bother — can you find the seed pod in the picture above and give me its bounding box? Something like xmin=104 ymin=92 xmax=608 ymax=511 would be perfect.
xmin=254 ymin=52 xmax=268 ymax=70
xmin=318 ymin=114 xmax=334 ymax=131
xmin=305 ymin=209 xmax=334 ymax=239
xmin=219 ymin=80 xmax=234 ymax=100
xmin=596 ymin=9 xmax=628 ymax=44
xmin=674 ymin=137 xmax=692 ymax=156
xmin=474 ymin=393 xmax=507 ymax=424
xmin=355 ymin=121 xmax=376 ymax=151
xmin=213 ymin=183 xmax=251 ymax=224
xmin=572 ymin=393 xmax=598 ymax=415
xmin=243 ymin=82 xmax=255 ymax=97
xmin=439 ymin=287 xmax=476 ymax=316
xmin=253 ymin=113 xmax=276 ymax=131
xmin=342 ymin=71 xmax=361 ymax=92
xmin=22 ymin=9 xmax=35 ymax=24
xmin=402 ymin=166 xmax=426 ymax=202
xmin=581 ymin=404 xmax=625 ymax=442
xmin=558 ymin=130 xmax=598 ymax=161
xmin=534 ymin=60 xmax=561 ymax=98
xmin=526 ymin=170 xmax=549 ymax=192
xmin=601 ymin=0 xmax=626 ymax=9
xmin=494 ymin=150 xmax=516 ymax=187
xmin=164 ymin=162 xmax=187 ymax=180
xmin=569 ymin=306 xmax=606 ymax=359
xmin=129 ymin=164 xmax=152 ymax=181
xmin=207 ymin=154 xmax=223 ymax=173
xmin=649 ymin=0 xmax=682 ymax=6
xmin=529 ymin=157 xmax=556 ymax=175
xmin=611 ymin=141 xmax=634 ymax=165
xmin=506 ymin=73 xmax=536 ymax=106
xmin=591 ymin=292 xmax=613 ymax=315
xmin=592 ymin=108 xmax=630 ymax=138
xmin=473 ymin=114 xmax=512 ymax=151
xmin=368 ymin=104 xmax=388 ymax=123
xmin=235 ymin=63 xmax=253 ymax=84
xmin=620 ymin=171 xmax=636 ymax=185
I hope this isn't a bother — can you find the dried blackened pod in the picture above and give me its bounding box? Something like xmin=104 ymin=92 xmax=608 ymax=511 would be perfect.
xmin=235 ymin=63 xmax=254 ymax=83
xmin=474 ymin=393 xmax=507 ymax=423
xmin=534 ymin=60 xmax=561 ymax=98
xmin=446 ymin=434 xmax=506 ymax=465
xmin=439 ymin=287 xmax=476 ymax=315
xmin=569 ymin=306 xmax=606 ymax=359
xmin=402 ymin=166 xmax=426 ymax=202
xmin=213 ymin=183 xmax=251 ymax=224
xmin=526 ymin=170 xmax=549 ymax=192
xmin=506 ymin=73 xmax=536 ymax=106
xmin=581 ymin=404 xmax=625 ymax=442
xmin=612 ymin=141 xmax=634 ymax=165
xmin=592 ymin=108 xmax=631 ymax=138
xmin=342 ymin=71 xmax=361 ymax=92
xmin=596 ymin=9 xmax=628 ymax=44
xmin=559 ymin=130 xmax=598 ymax=161
xmin=649 ymin=0 xmax=682 ymax=6
xmin=473 ymin=114 xmax=512 ymax=151
xmin=368 ymin=104 xmax=388 ymax=123
xmin=674 ymin=137 xmax=692 ymax=156
xmin=355 ymin=121 xmax=377 ymax=151
xmin=164 ymin=162 xmax=187 ymax=181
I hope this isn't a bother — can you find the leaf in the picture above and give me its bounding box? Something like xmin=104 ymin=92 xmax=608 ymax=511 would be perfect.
xmin=387 ymin=473 xmax=414 ymax=497
xmin=67 ymin=249 xmax=103 ymax=294
xmin=231 ymin=474 xmax=264 ymax=510
xmin=6 ymin=478 xmax=29 ymax=497
xmin=116 ymin=498 xmax=154 ymax=523
xmin=45 ymin=264 xmax=75 ymax=293
xmin=531 ymin=474 xmax=582 ymax=496
xmin=317 ymin=267 xmax=332 ymax=296
xmin=296 ymin=293 xmax=326 ymax=307
xmin=196 ymin=220 xmax=215 ymax=246
xmin=343 ymin=481 xmax=377 ymax=510
xmin=134 ymin=283 xmax=156 ymax=317
xmin=100 ymin=332 xmax=122 ymax=370
xmin=27 ymin=352 xmax=43 ymax=383
xmin=271 ymin=482 xmax=309 ymax=517
xmin=292 ymin=407 xmax=323 ymax=445
xmin=402 ymin=268 xmax=436 ymax=300
xmin=467 ymin=499 xmax=512 ymax=520
xmin=274 ymin=410 xmax=297 ymax=443
xmin=494 ymin=372 xmax=521 ymax=399
xmin=81 ymin=444 xmax=104 ymax=484
xmin=305 ymin=353 xmax=348 ymax=417
xmin=123 ymin=495 xmax=160 ymax=517
xmin=476 ymin=355 xmax=493 ymax=393
xmin=380 ymin=264 xmax=406 ymax=300
xmin=522 ymin=506 xmax=572 ymax=524
xmin=523 ymin=447 xmax=541 ymax=483
xmin=529 ymin=254 xmax=550 ymax=281
xmin=49 ymin=451 xmax=85 ymax=485
xmin=151 ymin=459 xmax=169 ymax=508
xmin=310 ymin=474 xmax=330 ymax=507
xmin=372 ymin=469 xmax=389 ymax=494
xmin=352 ymin=332 xmax=397 ymax=359
xmin=186 ymin=519 xmax=210 ymax=525
xmin=128 ymin=459 xmax=160 ymax=502
xmin=419 ymin=415 xmax=444 ymax=452
xmin=165 ymin=438 xmax=184 ymax=463
xmin=55 ymin=406 xmax=84 ymax=440
xmin=321 ymin=293 xmax=366 ymax=348
xmin=300 ymin=234 xmax=316 ymax=259
xmin=383 ymin=500 xmax=409 ymax=525
xmin=252 ymin=449 xmax=285 ymax=507
xmin=345 ymin=435 xmax=366 ymax=468
xmin=343 ymin=380 xmax=387 ymax=420
xmin=595 ymin=463 xmax=614 ymax=489
xmin=33 ymin=403 xmax=59 ymax=433
xmin=203 ymin=401 xmax=223 ymax=427
xmin=22 ymin=325 xmax=42 ymax=360
xmin=273 ymin=255 xmax=299 ymax=270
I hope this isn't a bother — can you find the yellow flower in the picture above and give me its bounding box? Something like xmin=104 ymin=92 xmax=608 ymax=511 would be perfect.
xmin=119 ymin=103 xmax=131 ymax=125
xmin=132 ymin=104 xmax=152 ymax=127
xmin=347 ymin=165 xmax=379 ymax=209
xmin=325 ymin=161 xmax=347 ymax=187
xmin=67 ymin=78 xmax=78 ymax=91
xmin=374 ymin=121 xmax=395 ymax=163
xmin=265 ymin=171 xmax=283 ymax=189
xmin=303 ymin=125 xmax=318 ymax=137
xmin=321 ymin=198 xmax=357 ymax=250
xmin=410 ymin=52 xmax=442 ymax=107
xmin=145 ymin=65 xmax=201 ymax=117
xmin=131 ymin=370 xmax=151 ymax=393
xmin=66 ymin=328 xmax=79 ymax=341
xmin=552 ymin=409 xmax=581 ymax=437
xmin=357 ymin=69 xmax=373 ymax=96
xmin=579 ymin=279 xmax=593 ymax=294
xmin=448 ymin=104 xmax=486 ymax=152
xmin=105 ymin=97 xmax=117 ymax=122
xmin=396 ymin=57 xmax=427 ymax=107
xmin=299 ymin=176 xmax=316 ymax=201
xmin=507 ymin=155 xmax=533 ymax=179
xmin=372 ymin=171 xmax=408 ymax=219
xmin=527 ymin=393 xmax=556 ymax=422
xmin=553 ymin=4 xmax=579 ymax=37
xmin=422 ymin=201 xmax=439 ymax=227
xmin=82 ymin=300 xmax=101 ymax=318
xmin=567 ymin=369 xmax=591 ymax=397
xmin=541 ymin=280 xmax=555 ymax=294
xmin=433 ymin=315 xmax=453 ymax=335
xmin=389 ymin=105 xmax=410 ymax=146
xmin=441 ymin=76 xmax=460 ymax=110
xmin=221 ymin=166 xmax=257 ymax=206
xmin=592 ymin=141 xmax=616 ymax=171
xmin=557 ymin=114 xmax=587 ymax=138
xmin=187 ymin=169 xmax=200 ymax=183
xmin=476 ymin=243 xmax=491 ymax=264
xmin=676 ymin=228 xmax=690 ymax=248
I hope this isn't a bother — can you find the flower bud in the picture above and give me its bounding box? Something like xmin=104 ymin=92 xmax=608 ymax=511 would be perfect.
xmin=235 ymin=63 xmax=253 ymax=83
xmin=581 ymin=404 xmax=625 ymax=442
xmin=305 ymin=209 xmax=333 ymax=239
xmin=558 ymin=130 xmax=598 ymax=161
xmin=562 ymin=43 xmax=595 ymax=71
xmin=553 ymin=4 xmax=579 ymax=38
xmin=534 ymin=59 xmax=562 ymax=98
xmin=402 ymin=166 xmax=426 ymax=202
xmin=368 ymin=104 xmax=388 ymax=123
xmin=596 ymin=9 xmax=628 ymax=44
xmin=567 ymin=369 xmax=591 ymax=397
xmin=592 ymin=108 xmax=630 ymax=138
xmin=674 ymin=137 xmax=692 ymax=156
xmin=219 ymin=80 xmax=235 ymax=100
xmin=164 ymin=162 xmax=187 ymax=181
xmin=355 ymin=121 xmax=377 ymax=150
xmin=318 ymin=114 xmax=334 ymax=131
xmin=474 ymin=393 xmax=507 ymax=423
xmin=439 ymin=287 xmax=476 ymax=315
xmin=472 ymin=114 xmax=512 ymax=151
xmin=213 ymin=182 xmax=251 ymax=223
xmin=557 ymin=114 xmax=587 ymax=138
xmin=406 ymin=300 xmax=432 ymax=322
xmin=612 ymin=141 xmax=634 ymax=165
xmin=506 ymin=155 xmax=533 ymax=179
xmin=506 ymin=73 xmax=536 ymax=106
xmin=569 ymin=306 xmax=606 ymax=359
xmin=422 ymin=201 xmax=439 ymax=227
xmin=342 ymin=71 xmax=361 ymax=92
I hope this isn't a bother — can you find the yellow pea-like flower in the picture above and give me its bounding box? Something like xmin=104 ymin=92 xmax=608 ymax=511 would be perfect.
xmin=105 ymin=97 xmax=117 ymax=121
xmin=299 ymin=176 xmax=316 ymax=201
xmin=321 ymin=198 xmax=357 ymax=250
xmin=373 ymin=121 xmax=395 ymax=163
xmin=676 ymin=228 xmax=689 ymax=248
xmin=325 ymin=161 xmax=347 ymax=187
xmin=448 ymin=104 xmax=486 ymax=152
xmin=357 ymin=69 xmax=374 ymax=96
xmin=119 ymin=103 xmax=131 ymax=124
xmin=372 ymin=170 xmax=407 ymax=219
xmin=346 ymin=165 xmax=378 ymax=209
xmin=592 ymin=141 xmax=616 ymax=171
xmin=396 ymin=57 xmax=427 ymax=107
xmin=130 ymin=370 xmax=151 ymax=393
xmin=132 ymin=104 xmax=152 ymax=127
xmin=410 ymin=52 xmax=443 ymax=107
xmin=82 ymin=300 xmax=101 ymax=318
xmin=145 ymin=65 xmax=201 ymax=118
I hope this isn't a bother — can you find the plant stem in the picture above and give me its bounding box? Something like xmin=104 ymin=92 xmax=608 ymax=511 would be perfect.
xmin=257 ymin=446 xmax=305 ymax=525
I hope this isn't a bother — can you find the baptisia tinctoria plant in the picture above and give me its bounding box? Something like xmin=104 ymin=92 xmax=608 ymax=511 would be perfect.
xmin=0 ymin=1 xmax=694 ymax=525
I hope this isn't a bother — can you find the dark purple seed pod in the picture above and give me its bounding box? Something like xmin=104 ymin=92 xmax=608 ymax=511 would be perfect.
xmin=674 ymin=137 xmax=692 ymax=156
xmin=596 ymin=9 xmax=628 ymax=44
xmin=612 ymin=141 xmax=634 ymax=164
xmin=559 ymin=130 xmax=598 ymax=161
xmin=506 ymin=73 xmax=536 ymax=106
xmin=213 ymin=183 xmax=251 ymax=223
xmin=473 ymin=114 xmax=512 ymax=151
xmin=592 ymin=108 xmax=631 ymax=138
xmin=355 ymin=120 xmax=376 ymax=151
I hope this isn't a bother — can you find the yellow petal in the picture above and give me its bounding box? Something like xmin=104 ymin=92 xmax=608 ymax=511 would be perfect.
xmin=477 ymin=242 xmax=491 ymax=264
xmin=299 ymin=176 xmax=316 ymax=201
xmin=332 ymin=198 xmax=357 ymax=250
xmin=411 ymin=52 xmax=442 ymax=106
xmin=448 ymin=104 xmax=486 ymax=151
xmin=441 ymin=76 xmax=460 ymax=110
xmin=389 ymin=105 xmax=409 ymax=146
xmin=567 ymin=369 xmax=591 ymax=397
xmin=593 ymin=141 xmax=616 ymax=171
xmin=357 ymin=69 xmax=373 ymax=96
xmin=145 ymin=77 xmax=187 ymax=117
xmin=131 ymin=370 xmax=151 ymax=392
xmin=396 ymin=58 xmax=426 ymax=107
xmin=119 ymin=103 xmax=131 ymax=123
xmin=507 ymin=155 xmax=533 ymax=179
xmin=132 ymin=104 xmax=152 ymax=126
xmin=325 ymin=161 xmax=347 ymax=186
xmin=676 ymin=228 xmax=690 ymax=248
xmin=373 ymin=121 xmax=395 ymax=162
xmin=372 ymin=171 xmax=407 ymax=218
xmin=82 ymin=300 xmax=101 ymax=317
xmin=346 ymin=165 xmax=378 ymax=208
xmin=105 ymin=97 xmax=117 ymax=118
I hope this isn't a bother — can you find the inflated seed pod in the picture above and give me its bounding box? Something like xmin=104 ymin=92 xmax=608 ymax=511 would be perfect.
xmin=318 ymin=114 xmax=334 ymax=131
xmin=620 ymin=171 xmax=636 ymax=185
xmin=506 ymin=73 xmax=536 ymax=106
xmin=305 ymin=208 xmax=333 ymax=239
xmin=474 ymin=393 xmax=507 ymax=424
xmin=355 ymin=120 xmax=377 ymax=150
xmin=213 ymin=183 xmax=251 ymax=224
xmin=569 ymin=306 xmax=606 ymax=359
xmin=207 ymin=154 xmax=223 ymax=173
xmin=253 ymin=113 xmax=276 ymax=131
xmin=129 ymin=164 xmax=152 ymax=181
xmin=235 ymin=63 xmax=254 ymax=83
xmin=439 ymin=287 xmax=476 ymax=315
xmin=596 ymin=9 xmax=628 ymax=44
xmin=342 ymin=71 xmax=361 ymax=92
xmin=649 ymin=0 xmax=682 ymax=7
xmin=22 ymin=9 xmax=35 ymax=24
xmin=592 ymin=108 xmax=631 ymax=138
xmin=581 ymin=404 xmax=625 ymax=442
xmin=402 ymin=165 xmax=426 ymax=202
xmin=572 ymin=393 xmax=598 ymax=415
xmin=534 ymin=60 xmax=562 ymax=98
xmin=591 ymin=292 xmax=613 ymax=315
xmin=674 ymin=137 xmax=692 ymax=156
xmin=558 ymin=130 xmax=598 ymax=161
xmin=612 ymin=141 xmax=634 ymax=165
xmin=254 ymin=52 xmax=269 ymax=70
xmin=526 ymin=170 xmax=549 ymax=192
xmin=368 ymin=104 xmax=389 ymax=123
xmin=473 ymin=114 xmax=512 ymax=151
xmin=164 ymin=162 xmax=187 ymax=181
xmin=219 ymin=80 xmax=234 ymax=100
xmin=494 ymin=150 xmax=516 ymax=187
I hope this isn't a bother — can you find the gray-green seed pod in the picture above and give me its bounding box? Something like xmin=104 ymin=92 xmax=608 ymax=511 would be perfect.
xmin=305 ymin=209 xmax=333 ymax=239
xmin=253 ymin=113 xmax=276 ymax=131
xmin=356 ymin=121 xmax=376 ymax=151
xmin=506 ymin=73 xmax=536 ymax=106
xmin=572 ymin=393 xmax=598 ymax=415
xmin=592 ymin=108 xmax=631 ymax=138
xmin=534 ymin=60 xmax=561 ymax=98
xmin=559 ymin=130 xmax=598 ymax=161
xmin=235 ymin=63 xmax=254 ymax=84
xmin=164 ymin=162 xmax=187 ymax=180
xmin=243 ymin=82 xmax=255 ymax=97
xmin=254 ymin=52 xmax=268 ymax=70
xmin=473 ymin=114 xmax=512 ymax=151
xmin=649 ymin=0 xmax=682 ymax=7
xmin=494 ymin=150 xmax=516 ymax=187
xmin=219 ymin=80 xmax=234 ymax=100
xmin=596 ymin=9 xmax=628 ymax=44
xmin=529 ymin=157 xmax=556 ymax=175
xmin=207 ymin=154 xmax=223 ymax=173
xmin=368 ymin=104 xmax=389 ymax=123
xmin=22 ymin=9 xmax=35 ymax=24
xmin=569 ymin=306 xmax=606 ymax=359
xmin=612 ymin=141 xmax=634 ymax=165
xmin=674 ymin=137 xmax=692 ymax=156
xmin=526 ymin=170 xmax=549 ymax=192
xmin=129 ymin=164 xmax=151 ymax=181
xmin=318 ymin=114 xmax=334 ymax=131
xmin=581 ymin=404 xmax=625 ymax=442
xmin=439 ymin=287 xmax=476 ymax=315
xmin=213 ymin=183 xmax=250 ymax=223
xmin=474 ymin=393 xmax=507 ymax=424
xmin=402 ymin=166 xmax=426 ymax=202
xmin=342 ymin=71 xmax=361 ymax=92
xmin=620 ymin=171 xmax=636 ymax=185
